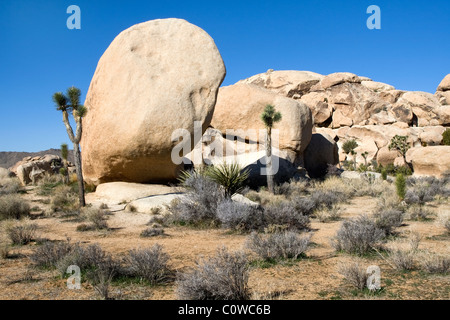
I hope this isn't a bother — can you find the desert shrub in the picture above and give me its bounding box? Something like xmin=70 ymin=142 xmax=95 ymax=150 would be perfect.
xmin=7 ymin=222 xmax=38 ymax=245
xmin=351 ymin=177 xmax=386 ymax=197
xmin=55 ymin=243 xmax=118 ymax=277
xmin=338 ymin=261 xmax=368 ymax=290
xmin=332 ymin=215 xmax=385 ymax=256
xmin=273 ymin=182 xmax=293 ymax=196
xmin=406 ymin=206 xmax=433 ymax=221
xmin=81 ymin=207 xmax=109 ymax=230
xmin=376 ymin=191 xmax=402 ymax=212
xmin=0 ymin=194 xmax=30 ymax=220
xmin=0 ymin=177 xmax=22 ymax=195
xmin=216 ymin=200 xmax=263 ymax=232
xmin=263 ymin=202 xmax=310 ymax=231
xmin=420 ymin=254 xmax=449 ymax=274
xmin=169 ymin=176 xmax=224 ymax=227
xmin=123 ymin=245 xmax=171 ymax=285
xmin=309 ymin=190 xmax=343 ymax=210
xmin=386 ymin=249 xmax=416 ymax=271
xmin=140 ymin=227 xmax=165 ymax=237
xmin=442 ymin=128 xmax=450 ymax=145
xmin=395 ymin=173 xmax=406 ymax=200
xmin=286 ymin=179 xmax=310 ymax=198
xmin=246 ymin=231 xmax=311 ymax=261
xmin=315 ymin=205 xmax=342 ymax=223
xmin=290 ymin=197 xmax=316 ymax=216
xmin=87 ymin=264 xmax=116 ymax=300
xmin=372 ymin=209 xmax=404 ymax=235
xmin=312 ymin=176 xmax=352 ymax=200
xmin=37 ymin=174 xmax=65 ymax=196
xmin=0 ymin=242 xmax=10 ymax=259
xmin=30 ymin=240 xmax=75 ymax=268
xmin=381 ymin=169 xmax=387 ymax=181
xmin=50 ymin=185 xmax=78 ymax=212
xmin=99 ymin=203 xmax=109 ymax=210
xmin=176 ymin=247 xmax=250 ymax=300
xmin=437 ymin=211 xmax=450 ymax=233
xmin=245 ymin=190 xmax=262 ymax=203
xmin=405 ymin=177 xmax=450 ymax=205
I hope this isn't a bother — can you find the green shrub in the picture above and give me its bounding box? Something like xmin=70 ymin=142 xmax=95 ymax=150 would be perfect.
xmin=395 ymin=173 xmax=406 ymax=200
xmin=204 ymin=163 xmax=250 ymax=198
xmin=442 ymin=128 xmax=450 ymax=145
xmin=381 ymin=169 xmax=387 ymax=181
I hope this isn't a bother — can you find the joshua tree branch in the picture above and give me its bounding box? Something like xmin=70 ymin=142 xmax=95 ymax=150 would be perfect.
xmin=62 ymin=110 xmax=76 ymax=143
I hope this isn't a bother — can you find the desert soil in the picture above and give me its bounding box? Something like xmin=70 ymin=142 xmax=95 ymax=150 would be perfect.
xmin=0 ymin=188 xmax=448 ymax=300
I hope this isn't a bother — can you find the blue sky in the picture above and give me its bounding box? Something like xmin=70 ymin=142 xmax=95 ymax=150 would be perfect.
xmin=0 ymin=0 xmax=449 ymax=152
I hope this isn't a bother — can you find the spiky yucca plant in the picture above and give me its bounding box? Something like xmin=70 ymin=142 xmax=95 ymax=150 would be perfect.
xmin=205 ymin=163 xmax=250 ymax=198
xmin=53 ymin=87 xmax=87 ymax=207
xmin=179 ymin=163 xmax=249 ymax=199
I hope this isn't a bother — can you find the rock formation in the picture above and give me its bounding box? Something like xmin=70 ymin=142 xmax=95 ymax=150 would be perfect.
xmin=81 ymin=19 xmax=226 ymax=185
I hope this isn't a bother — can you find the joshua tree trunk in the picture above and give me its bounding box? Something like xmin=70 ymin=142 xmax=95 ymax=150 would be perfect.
xmin=266 ymin=127 xmax=274 ymax=193
xmin=62 ymin=110 xmax=86 ymax=207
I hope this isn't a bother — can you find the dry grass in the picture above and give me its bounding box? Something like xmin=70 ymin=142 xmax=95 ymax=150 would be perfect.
xmin=436 ymin=210 xmax=450 ymax=234
xmin=0 ymin=194 xmax=30 ymax=220
xmin=315 ymin=205 xmax=342 ymax=223
xmin=0 ymin=178 xmax=448 ymax=300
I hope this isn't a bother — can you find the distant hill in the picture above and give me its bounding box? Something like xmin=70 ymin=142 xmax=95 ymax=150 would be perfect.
xmin=0 ymin=149 xmax=75 ymax=170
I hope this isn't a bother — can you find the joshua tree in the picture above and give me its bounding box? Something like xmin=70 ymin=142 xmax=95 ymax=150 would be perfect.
xmin=60 ymin=143 xmax=69 ymax=184
xmin=361 ymin=151 xmax=369 ymax=167
xmin=261 ymin=104 xmax=282 ymax=193
xmin=52 ymin=87 xmax=87 ymax=207
xmin=389 ymin=135 xmax=411 ymax=170
xmin=342 ymin=139 xmax=358 ymax=170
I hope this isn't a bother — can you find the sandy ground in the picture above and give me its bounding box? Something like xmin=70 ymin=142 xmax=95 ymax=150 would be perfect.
xmin=0 ymin=189 xmax=448 ymax=300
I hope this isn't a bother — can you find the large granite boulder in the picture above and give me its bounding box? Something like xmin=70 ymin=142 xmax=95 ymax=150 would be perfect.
xmin=81 ymin=19 xmax=226 ymax=185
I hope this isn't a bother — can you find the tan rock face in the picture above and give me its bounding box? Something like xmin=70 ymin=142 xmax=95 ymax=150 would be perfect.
xmin=397 ymin=92 xmax=441 ymax=126
xmin=237 ymin=70 xmax=324 ymax=99
xmin=327 ymin=83 xmax=389 ymax=127
xmin=300 ymin=92 xmax=332 ymax=125
xmin=434 ymin=91 xmax=450 ymax=105
xmin=410 ymin=146 xmax=450 ymax=177
xmin=211 ymin=83 xmax=313 ymax=164
xmin=419 ymin=126 xmax=446 ymax=146
xmin=361 ymin=81 xmax=395 ymax=92
xmin=320 ymin=72 xmax=361 ymax=89
xmin=377 ymin=146 xmax=399 ymax=167
xmin=437 ymin=74 xmax=450 ymax=92
xmin=12 ymin=155 xmax=62 ymax=185
xmin=81 ymin=19 xmax=226 ymax=185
